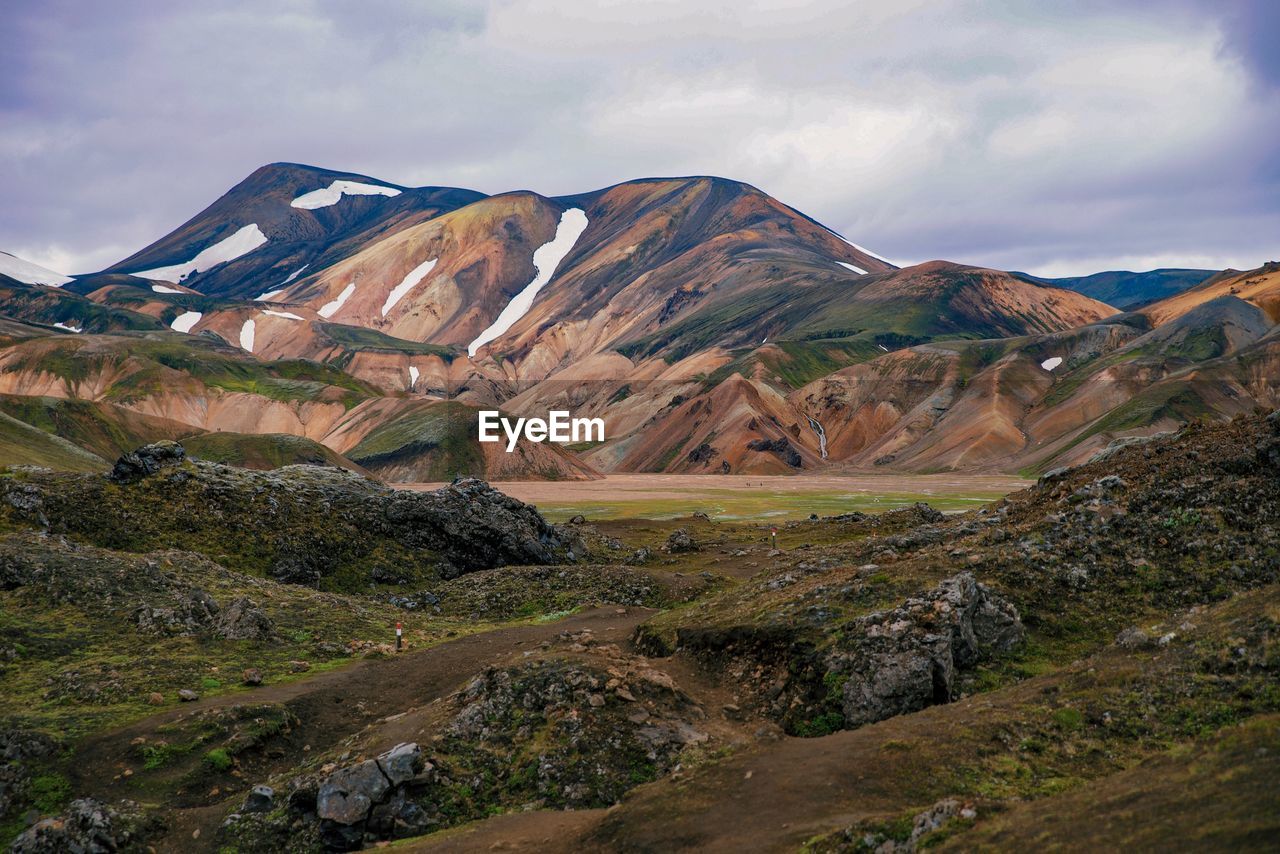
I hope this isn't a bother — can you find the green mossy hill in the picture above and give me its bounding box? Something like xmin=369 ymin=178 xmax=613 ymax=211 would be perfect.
xmin=0 ymin=410 xmax=107 ymax=472
xmin=0 ymin=279 xmax=162 ymax=334
xmin=0 ymin=394 xmax=194 ymax=463
xmin=182 ymin=431 xmax=366 ymax=474
xmin=0 ymin=442 xmax=569 ymax=592
xmin=637 ymin=411 xmax=1280 ymax=734
xmin=0 ymin=530 xmax=460 ymax=736
xmin=2 ymin=333 xmax=378 ymax=410
xmin=347 ymin=400 xmax=485 ymax=480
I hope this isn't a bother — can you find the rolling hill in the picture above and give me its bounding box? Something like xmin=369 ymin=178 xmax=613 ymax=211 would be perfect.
xmin=0 ymin=163 xmax=1273 ymax=477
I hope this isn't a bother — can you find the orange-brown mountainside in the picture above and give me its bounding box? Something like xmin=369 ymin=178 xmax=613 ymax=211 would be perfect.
xmin=2 ymin=163 xmax=1274 ymax=477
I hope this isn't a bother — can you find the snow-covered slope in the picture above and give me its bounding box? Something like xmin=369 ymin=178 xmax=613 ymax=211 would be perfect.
xmin=291 ymin=180 xmax=402 ymax=210
xmin=0 ymin=251 xmax=73 ymax=286
xmin=131 ymin=224 xmax=268 ymax=283
xmin=468 ymin=208 xmax=588 ymax=356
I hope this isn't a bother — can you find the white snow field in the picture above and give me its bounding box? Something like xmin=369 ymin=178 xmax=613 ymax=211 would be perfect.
xmin=262 ymin=309 xmax=304 ymax=320
xmin=131 ymin=224 xmax=268 ymax=283
xmin=0 ymin=251 xmax=73 ymax=286
xmin=52 ymin=321 xmax=83 ymax=333
xmin=254 ymin=289 xmax=286 ymax=302
xmin=381 ymin=258 xmax=438 ymax=316
xmin=151 ymin=284 xmax=184 ymax=294
xmin=408 ymin=366 xmax=420 ymax=388
xmin=318 ymin=282 xmax=356 ymax=319
xmin=291 ymin=180 xmax=401 ymax=210
xmin=836 ymin=261 xmax=868 ymax=274
xmin=239 ymin=319 xmax=256 ymax=352
xmin=1041 ymin=356 xmax=1064 ymax=371
xmin=279 ymin=264 xmax=308 ymax=284
xmin=170 ymin=311 xmax=202 ymax=333
xmin=468 ymin=208 xmax=588 ymax=357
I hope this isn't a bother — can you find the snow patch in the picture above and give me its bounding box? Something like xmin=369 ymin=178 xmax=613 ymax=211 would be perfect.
xmin=262 ymin=309 xmax=304 ymax=321
xmin=291 ymin=180 xmax=401 ymax=210
xmin=878 ymin=344 xmax=889 ymax=352
xmin=408 ymin=366 xmax=420 ymax=388
xmin=381 ymin=258 xmax=438 ymax=317
xmin=836 ymin=261 xmax=868 ymax=275
xmin=131 ymin=224 xmax=268 ymax=283
xmin=239 ymin=319 xmax=256 ymax=352
xmin=280 ymin=264 xmax=308 ymax=285
xmin=468 ymin=208 xmax=588 ymax=357
xmin=1041 ymin=356 xmax=1063 ymax=371
xmin=151 ymin=284 xmax=184 ymax=294
xmin=53 ymin=321 xmax=82 ymax=333
xmin=254 ymin=288 xmax=285 ymax=302
xmin=318 ymin=282 xmax=356 ymax=319
xmin=0 ymin=251 xmax=73 ymax=286
xmin=170 ymin=311 xmax=202 ymax=333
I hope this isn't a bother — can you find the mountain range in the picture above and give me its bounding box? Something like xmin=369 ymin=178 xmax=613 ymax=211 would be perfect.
xmin=1 ymin=162 xmax=1276 ymax=479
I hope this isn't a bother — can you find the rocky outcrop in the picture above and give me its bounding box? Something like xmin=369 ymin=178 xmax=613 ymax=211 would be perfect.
xmin=213 ymin=597 xmax=277 ymax=641
xmin=9 ymin=798 xmax=152 ymax=853
xmin=109 ymin=440 xmax=186 ymax=483
xmin=0 ymin=730 xmax=59 ymax=822
xmin=746 ymin=437 xmax=803 ymax=468
xmin=664 ymin=528 xmax=700 ymax=554
xmin=827 ymin=572 xmax=1023 ymax=727
xmin=0 ymin=454 xmax=569 ymax=590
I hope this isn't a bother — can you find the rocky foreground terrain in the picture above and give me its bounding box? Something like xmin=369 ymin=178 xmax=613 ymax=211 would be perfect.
xmin=2 ymin=412 xmax=1279 ymax=851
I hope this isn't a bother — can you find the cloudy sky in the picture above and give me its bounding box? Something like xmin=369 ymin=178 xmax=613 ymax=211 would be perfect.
xmin=3 ymin=0 xmax=1277 ymax=276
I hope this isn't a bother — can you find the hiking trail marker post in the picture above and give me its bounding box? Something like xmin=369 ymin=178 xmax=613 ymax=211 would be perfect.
xmin=771 ymin=527 xmax=777 ymax=549
xmin=396 ymin=621 xmax=403 ymax=651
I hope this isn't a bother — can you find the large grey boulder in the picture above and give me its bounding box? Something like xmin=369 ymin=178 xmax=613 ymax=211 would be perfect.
xmin=316 ymin=759 xmax=390 ymax=825
xmin=376 ymin=742 xmax=423 ymax=786
xmin=829 ymin=572 xmax=1023 ymax=728
xmin=213 ymin=597 xmax=277 ymax=641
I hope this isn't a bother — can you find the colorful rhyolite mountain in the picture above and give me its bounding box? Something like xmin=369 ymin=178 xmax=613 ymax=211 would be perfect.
xmin=1 ymin=163 xmax=1274 ymax=477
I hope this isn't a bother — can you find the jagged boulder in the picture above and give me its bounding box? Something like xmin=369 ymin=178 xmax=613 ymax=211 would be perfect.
xmin=828 ymin=572 xmax=1024 ymax=728
xmin=213 ymin=597 xmax=276 ymax=641
xmin=10 ymin=798 xmax=150 ymax=853
xmin=109 ymin=440 xmax=186 ymax=482
xmin=317 ymin=759 xmax=391 ymax=825
xmin=664 ymin=528 xmax=700 ymax=554
xmin=376 ymin=742 xmax=424 ymax=786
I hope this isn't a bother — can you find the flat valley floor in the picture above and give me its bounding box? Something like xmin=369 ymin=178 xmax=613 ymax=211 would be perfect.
xmin=403 ymin=473 xmax=1031 ymax=521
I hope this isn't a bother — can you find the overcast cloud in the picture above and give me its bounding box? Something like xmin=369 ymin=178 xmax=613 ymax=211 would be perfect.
xmin=2 ymin=0 xmax=1277 ymax=276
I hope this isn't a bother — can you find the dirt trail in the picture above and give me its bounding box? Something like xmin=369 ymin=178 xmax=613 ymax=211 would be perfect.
xmin=70 ymin=607 xmax=655 ymax=852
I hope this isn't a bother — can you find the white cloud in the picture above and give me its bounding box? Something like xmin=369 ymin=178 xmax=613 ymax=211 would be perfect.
xmin=1 ymin=0 xmax=1276 ymax=276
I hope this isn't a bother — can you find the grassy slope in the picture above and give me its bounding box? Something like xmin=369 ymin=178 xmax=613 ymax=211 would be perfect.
xmin=182 ymin=431 xmax=365 ymax=473
xmin=347 ymin=400 xmax=485 ymax=479
xmin=5 ymin=333 xmax=380 ymax=410
xmin=0 ymin=410 xmax=107 ymax=471
xmin=0 ymin=394 xmax=195 ymax=462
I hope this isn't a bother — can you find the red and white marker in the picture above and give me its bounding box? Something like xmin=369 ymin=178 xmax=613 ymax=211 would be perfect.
xmin=395 ymin=621 xmax=403 ymax=651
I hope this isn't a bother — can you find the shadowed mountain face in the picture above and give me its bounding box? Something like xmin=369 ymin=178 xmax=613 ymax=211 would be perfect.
xmin=102 ymin=163 xmax=486 ymax=301
xmin=0 ymin=164 xmax=1274 ymax=477
xmin=1024 ymin=268 xmax=1216 ymax=309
